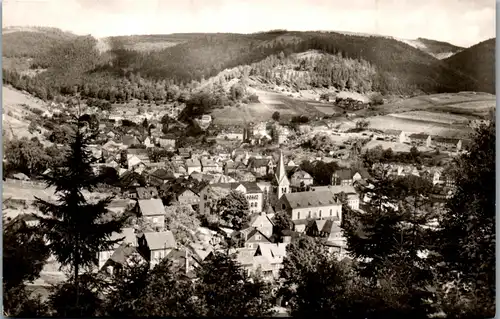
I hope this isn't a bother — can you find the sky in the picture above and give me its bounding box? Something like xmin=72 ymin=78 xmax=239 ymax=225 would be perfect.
xmin=2 ymin=0 xmax=496 ymax=47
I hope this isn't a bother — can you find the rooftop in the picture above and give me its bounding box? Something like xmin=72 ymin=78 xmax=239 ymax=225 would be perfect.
xmin=143 ymin=231 xmax=177 ymax=250
xmin=283 ymin=190 xmax=340 ymax=209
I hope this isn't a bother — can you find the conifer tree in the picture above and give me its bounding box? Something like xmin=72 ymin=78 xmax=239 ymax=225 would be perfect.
xmin=35 ymin=116 xmax=128 ymax=311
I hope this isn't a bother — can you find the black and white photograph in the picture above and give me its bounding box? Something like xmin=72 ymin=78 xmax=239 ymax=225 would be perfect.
xmin=1 ymin=0 xmax=496 ymax=317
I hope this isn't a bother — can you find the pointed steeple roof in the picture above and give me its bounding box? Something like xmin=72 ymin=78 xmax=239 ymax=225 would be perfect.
xmin=275 ymin=151 xmax=287 ymax=184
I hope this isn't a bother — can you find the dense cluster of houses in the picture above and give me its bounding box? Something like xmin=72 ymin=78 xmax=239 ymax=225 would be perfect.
xmin=6 ymin=108 xmax=463 ymax=286
xmin=87 ymin=148 xmax=376 ymax=279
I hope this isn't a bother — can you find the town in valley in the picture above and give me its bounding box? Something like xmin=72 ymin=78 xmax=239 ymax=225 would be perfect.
xmin=2 ymin=0 xmax=496 ymax=318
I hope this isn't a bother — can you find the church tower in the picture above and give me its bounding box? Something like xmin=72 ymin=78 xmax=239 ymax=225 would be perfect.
xmin=272 ymin=151 xmax=290 ymax=204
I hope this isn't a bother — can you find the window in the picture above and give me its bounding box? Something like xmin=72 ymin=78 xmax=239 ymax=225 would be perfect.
xmin=308 ymin=211 xmax=311 ymax=218
xmin=330 ymin=209 xmax=332 ymax=216
xmin=319 ymin=210 xmax=322 ymax=218
xmin=282 ymin=204 xmax=286 ymax=210
xmin=153 ymin=217 xmax=158 ymax=224
xmin=297 ymin=211 xmax=301 ymax=219
xmin=256 ymin=235 xmax=261 ymax=240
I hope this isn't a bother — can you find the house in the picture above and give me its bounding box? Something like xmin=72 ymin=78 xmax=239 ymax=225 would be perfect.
xmin=135 ymin=187 xmax=159 ymax=200
xmin=100 ymin=243 xmax=146 ymax=276
xmin=138 ymin=231 xmax=177 ymax=268
xmin=409 ymin=133 xmax=432 ymax=148
xmin=247 ymin=212 xmax=274 ymax=238
xmin=383 ymin=129 xmax=406 ymax=143
xmin=331 ymin=169 xmax=354 ymax=186
xmin=277 ymin=190 xmax=342 ymax=233
xmin=200 ymin=114 xmax=212 ymax=125
xmin=165 ymin=248 xmax=203 ymax=279
xmin=352 ymin=168 xmax=371 ymax=184
xmin=201 ymin=158 xmax=222 ymax=173
xmin=247 ymin=158 xmax=274 ymax=177
xmin=290 ymin=170 xmax=314 ymax=188
xmin=143 ymin=137 xmax=155 ymax=148
xmin=186 ymin=158 xmax=202 ymax=175
xmin=135 ymin=199 xmax=166 ymax=229
xmin=229 ymin=170 xmax=256 ymax=183
xmin=127 ymin=154 xmax=144 ymax=170
xmin=224 ymin=161 xmax=247 ymax=175
xmin=236 ymin=227 xmax=272 ymax=249
xmin=148 ymin=168 xmax=175 ymax=186
xmin=97 ymin=227 xmax=137 ymax=269
xmin=174 ymin=187 xmax=201 ymax=205
xmin=224 ymin=242 xmax=288 ymax=280
xmin=433 ymin=136 xmax=462 ymax=151
xmin=311 ymin=185 xmax=360 ymax=210
xmin=159 ymin=135 xmax=176 ymax=148
xmin=199 ymin=182 xmax=264 ymax=215
xmin=120 ymin=171 xmax=147 ymax=195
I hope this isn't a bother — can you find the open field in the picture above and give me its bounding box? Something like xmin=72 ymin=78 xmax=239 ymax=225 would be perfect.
xmin=373 ymin=92 xmax=495 ymax=118
xmin=212 ymin=89 xmax=326 ymax=125
xmin=388 ymin=110 xmax=470 ymax=125
xmin=2 ymin=85 xmax=50 ymax=141
xmin=366 ymin=115 xmax=471 ymax=138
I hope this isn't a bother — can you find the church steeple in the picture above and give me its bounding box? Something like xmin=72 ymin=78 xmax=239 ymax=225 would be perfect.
xmin=275 ymin=151 xmax=286 ymax=183
xmin=273 ymin=151 xmax=290 ymax=202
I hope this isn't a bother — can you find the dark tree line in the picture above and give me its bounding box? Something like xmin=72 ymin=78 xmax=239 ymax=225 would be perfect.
xmin=3 ymin=30 xmax=481 ymax=104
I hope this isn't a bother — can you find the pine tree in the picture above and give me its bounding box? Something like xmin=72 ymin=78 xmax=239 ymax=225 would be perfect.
xmin=35 ymin=117 xmax=128 ymax=312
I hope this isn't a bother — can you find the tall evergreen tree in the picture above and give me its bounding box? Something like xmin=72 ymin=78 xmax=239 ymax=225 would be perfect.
xmin=35 ymin=117 xmax=128 ymax=312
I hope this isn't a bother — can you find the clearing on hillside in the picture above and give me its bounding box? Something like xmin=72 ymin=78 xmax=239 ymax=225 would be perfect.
xmin=2 ymin=85 xmax=50 ymax=141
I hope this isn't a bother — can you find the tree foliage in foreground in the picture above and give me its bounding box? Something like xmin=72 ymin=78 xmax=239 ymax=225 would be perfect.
xmin=434 ymin=117 xmax=496 ymax=318
xmin=35 ymin=118 xmax=128 ymax=314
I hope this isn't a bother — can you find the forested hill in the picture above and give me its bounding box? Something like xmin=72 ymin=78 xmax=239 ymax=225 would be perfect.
xmin=2 ymin=27 xmax=77 ymax=58
xmin=1 ymin=28 xmax=488 ymax=103
xmin=444 ymin=38 xmax=496 ymax=94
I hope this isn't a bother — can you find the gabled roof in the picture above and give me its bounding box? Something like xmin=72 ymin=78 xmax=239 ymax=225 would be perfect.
xmin=143 ymin=231 xmax=177 ymax=250
xmin=282 ymin=191 xmax=340 ymax=209
xmin=105 ymin=243 xmax=142 ymax=267
xmin=312 ymin=185 xmax=358 ymax=195
xmin=137 ymin=199 xmax=165 ymax=216
xmin=248 ymin=213 xmax=273 ymax=228
xmin=309 ymin=219 xmax=341 ymax=235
